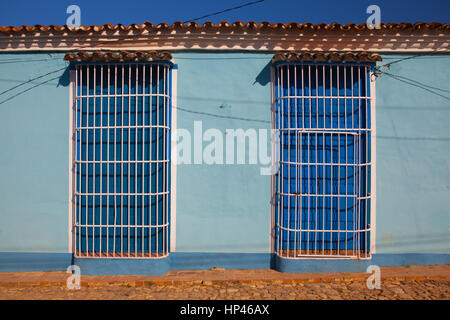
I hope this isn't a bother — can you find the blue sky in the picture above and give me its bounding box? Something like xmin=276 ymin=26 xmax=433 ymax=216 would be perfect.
xmin=0 ymin=0 xmax=449 ymax=26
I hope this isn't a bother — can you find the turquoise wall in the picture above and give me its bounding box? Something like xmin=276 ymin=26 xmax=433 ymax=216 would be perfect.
xmin=173 ymin=52 xmax=272 ymax=253
xmin=0 ymin=52 xmax=448 ymax=256
xmin=0 ymin=53 xmax=69 ymax=252
xmin=375 ymin=55 xmax=450 ymax=253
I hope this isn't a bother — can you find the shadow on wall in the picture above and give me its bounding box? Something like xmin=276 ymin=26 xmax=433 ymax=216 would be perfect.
xmin=253 ymin=61 xmax=271 ymax=86
xmin=0 ymin=65 xmax=70 ymax=105
xmin=58 ymin=67 xmax=70 ymax=87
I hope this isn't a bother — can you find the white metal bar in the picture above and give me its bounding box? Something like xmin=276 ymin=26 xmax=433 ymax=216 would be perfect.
xmin=315 ymin=132 xmax=318 ymax=253
xmin=120 ymin=64 xmax=125 ymax=256
xmin=92 ymin=65 xmax=97 ymax=257
xmin=279 ymin=128 xmax=370 ymax=132
xmin=75 ymin=159 xmax=169 ymax=164
xmin=76 ymin=66 xmax=80 ymax=256
xmin=86 ymin=65 xmax=89 ymax=256
xmin=299 ymin=66 xmax=304 ymax=254
xmin=113 ymin=64 xmax=117 ymax=256
xmin=365 ymin=66 xmax=368 ymax=256
xmin=135 ymin=63 xmax=138 ymax=255
xmin=76 ymin=93 xmax=170 ymax=99
xmin=294 ymin=65 xmax=298 ymax=256
xmin=280 ymin=160 xmax=365 ymax=167
xmin=106 ymin=64 xmax=110 ymax=256
xmin=287 ymin=65 xmax=291 ymax=255
xmin=316 ymin=65 xmax=319 ymax=129
xmin=322 ymin=132 xmax=325 ymax=254
xmin=77 ymin=66 xmax=82 ymax=256
xmin=76 ymin=124 xmax=170 ymax=130
xmin=126 ymin=65 xmax=131 ymax=256
xmin=277 ymin=226 xmax=370 ymax=233
xmin=306 ymin=131 xmax=310 ymax=254
xmin=142 ymin=64 xmax=145 ymax=256
xmin=156 ymin=65 xmax=160 ymax=256
xmin=163 ymin=65 xmax=168 ymax=255
xmin=76 ymin=223 xmax=169 ymax=228
xmin=308 ymin=65 xmax=312 ymax=129
xmin=337 ymin=105 xmax=343 ymax=255
xmin=299 ymin=118 xmax=303 ymax=253
xmin=149 ymin=65 xmax=153 ymax=254
xmin=329 ymin=102 xmax=333 ymax=254
xmin=277 ymin=65 xmax=281 ymax=255
xmin=100 ymin=64 xmax=103 ymax=256
xmin=357 ymin=66 xmax=362 ymax=257
xmin=277 ymin=66 xmax=282 ymax=255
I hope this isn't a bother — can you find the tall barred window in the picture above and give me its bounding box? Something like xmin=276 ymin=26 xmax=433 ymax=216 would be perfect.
xmin=272 ymin=53 xmax=377 ymax=259
xmin=70 ymin=54 xmax=173 ymax=258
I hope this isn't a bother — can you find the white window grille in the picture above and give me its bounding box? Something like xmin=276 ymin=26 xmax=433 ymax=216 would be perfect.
xmin=70 ymin=62 xmax=172 ymax=258
xmin=271 ymin=62 xmax=375 ymax=259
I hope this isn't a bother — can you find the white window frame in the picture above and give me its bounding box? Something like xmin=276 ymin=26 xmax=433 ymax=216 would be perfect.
xmin=68 ymin=63 xmax=178 ymax=257
xmin=269 ymin=63 xmax=377 ymax=259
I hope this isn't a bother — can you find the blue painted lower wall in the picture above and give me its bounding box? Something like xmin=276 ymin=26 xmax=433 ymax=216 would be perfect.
xmin=1 ymin=252 xmax=448 ymax=275
xmin=274 ymin=253 xmax=450 ymax=274
xmin=74 ymin=256 xmax=171 ymax=276
xmin=0 ymin=252 xmax=72 ymax=272
xmin=170 ymin=252 xmax=272 ymax=271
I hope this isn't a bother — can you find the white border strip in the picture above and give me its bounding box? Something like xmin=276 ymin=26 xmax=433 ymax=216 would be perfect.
xmin=269 ymin=65 xmax=275 ymax=254
xmin=170 ymin=67 xmax=178 ymax=252
xmin=370 ymin=70 xmax=377 ymax=254
xmin=68 ymin=69 xmax=75 ymax=254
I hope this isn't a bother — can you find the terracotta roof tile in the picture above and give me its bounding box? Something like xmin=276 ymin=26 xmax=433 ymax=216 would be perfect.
xmin=64 ymin=51 xmax=172 ymax=62
xmin=1 ymin=21 xmax=449 ymax=34
xmin=272 ymin=51 xmax=382 ymax=63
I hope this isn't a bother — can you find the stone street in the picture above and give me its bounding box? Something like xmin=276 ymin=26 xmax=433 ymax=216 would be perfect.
xmin=0 ymin=278 xmax=448 ymax=300
xmin=0 ymin=265 xmax=448 ymax=300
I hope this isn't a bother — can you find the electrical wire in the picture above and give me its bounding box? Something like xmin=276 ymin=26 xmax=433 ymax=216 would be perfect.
xmin=382 ymin=71 xmax=450 ymax=101
xmin=382 ymin=71 xmax=450 ymax=94
xmin=174 ymin=105 xmax=269 ymax=124
xmin=376 ymin=53 xmax=433 ymax=69
xmin=0 ymin=58 xmax=62 ymax=65
xmin=0 ymin=75 xmax=61 ymax=105
xmin=0 ymin=66 xmax=67 ymax=97
xmin=182 ymin=0 xmax=264 ymax=23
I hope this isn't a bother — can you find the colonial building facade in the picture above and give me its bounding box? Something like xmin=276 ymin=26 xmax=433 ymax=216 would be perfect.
xmin=0 ymin=22 xmax=449 ymax=275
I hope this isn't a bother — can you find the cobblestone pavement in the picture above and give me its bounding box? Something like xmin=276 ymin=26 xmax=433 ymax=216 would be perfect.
xmin=0 ymin=279 xmax=449 ymax=300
